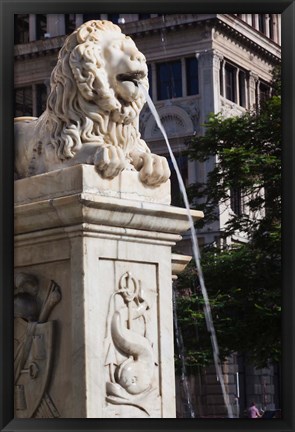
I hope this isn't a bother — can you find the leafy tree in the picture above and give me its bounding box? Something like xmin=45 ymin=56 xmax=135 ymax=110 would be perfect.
xmin=175 ymin=69 xmax=281 ymax=370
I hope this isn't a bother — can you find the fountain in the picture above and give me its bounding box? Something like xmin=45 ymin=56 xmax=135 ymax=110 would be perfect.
xmin=139 ymin=84 xmax=234 ymax=418
xmin=14 ymin=20 xmax=203 ymax=418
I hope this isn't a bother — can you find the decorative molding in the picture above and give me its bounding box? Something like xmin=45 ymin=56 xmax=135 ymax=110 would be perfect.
xmin=198 ymin=48 xmax=223 ymax=68
xmin=249 ymin=70 xmax=259 ymax=82
xmin=143 ymin=105 xmax=194 ymax=141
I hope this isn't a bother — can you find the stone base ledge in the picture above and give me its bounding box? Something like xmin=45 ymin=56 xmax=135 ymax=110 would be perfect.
xmin=14 ymin=165 xmax=171 ymax=205
xmin=14 ymin=166 xmax=203 ymax=236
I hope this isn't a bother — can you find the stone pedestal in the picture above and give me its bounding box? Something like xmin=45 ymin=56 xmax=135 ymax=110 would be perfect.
xmin=14 ymin=165 xmax=202 ymax=418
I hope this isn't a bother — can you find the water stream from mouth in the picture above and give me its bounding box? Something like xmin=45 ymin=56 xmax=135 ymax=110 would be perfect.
xmin=172 ymin=284 xmax=196 ymax=418
xmin=138 ymin=82 xmax=234 ymax=419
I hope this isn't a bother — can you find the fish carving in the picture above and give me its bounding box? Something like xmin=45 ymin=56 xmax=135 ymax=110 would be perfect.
xmin=111 ymin=300 xmax=154 ymax=395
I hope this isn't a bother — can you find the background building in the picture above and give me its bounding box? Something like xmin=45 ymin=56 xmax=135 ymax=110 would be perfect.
xmin=14 ymin=13 xmax=281 ymax=418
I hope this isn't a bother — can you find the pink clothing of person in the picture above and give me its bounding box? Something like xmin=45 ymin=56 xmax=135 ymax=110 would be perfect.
xmin=248 ymin=405 xmax=261 ymax=418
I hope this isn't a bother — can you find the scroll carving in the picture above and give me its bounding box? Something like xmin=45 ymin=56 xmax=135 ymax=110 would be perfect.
xmin=14 ymin=272 xmax=61 ymax=418
xmin=104 ymin=271 xmax=157 ymax=415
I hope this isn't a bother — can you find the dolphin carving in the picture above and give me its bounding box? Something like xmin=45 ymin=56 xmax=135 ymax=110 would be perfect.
xmin=111 ymin=300 xmax=154 ymax=395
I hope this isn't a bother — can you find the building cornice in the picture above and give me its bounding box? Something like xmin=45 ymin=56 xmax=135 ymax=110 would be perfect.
xmin=14 ymin=14 xmax=281 ymax=64
xmin=121 ymin=13 xmax=216 ymax=37
xmin=215 ymin=14 xmax=281 ymax=63
xmin=14 ymin=35 xmax=65 ymax=59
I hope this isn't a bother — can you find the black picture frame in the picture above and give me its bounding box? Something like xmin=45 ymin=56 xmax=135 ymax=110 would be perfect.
xmin=1 ymin=1 xmax=294 ymax=431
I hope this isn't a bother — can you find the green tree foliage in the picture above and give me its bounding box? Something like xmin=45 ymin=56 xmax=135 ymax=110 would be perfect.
xmin=175 ymin=70 xmax=281 ymax=370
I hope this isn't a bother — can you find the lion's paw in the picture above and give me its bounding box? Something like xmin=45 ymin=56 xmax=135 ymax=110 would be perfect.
xmin=130 ymin=152 xmax=170 ymax=187
xmin=94 ymin=146 xmax=126 ymax=179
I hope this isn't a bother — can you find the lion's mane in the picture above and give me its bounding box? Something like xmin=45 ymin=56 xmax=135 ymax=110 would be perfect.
xmin=36 ymin=20 xmax=149 ymax=162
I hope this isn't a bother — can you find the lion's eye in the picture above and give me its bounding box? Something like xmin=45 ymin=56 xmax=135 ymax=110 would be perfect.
xmin=110 ymin=40 xmax=123 ymax=50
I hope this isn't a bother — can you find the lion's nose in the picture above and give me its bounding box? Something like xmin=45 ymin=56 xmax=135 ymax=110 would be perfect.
xmin=130 ymin=51 xmax=145 ymax=63
xmin=125 ymin=45 xmax=145 ymax=63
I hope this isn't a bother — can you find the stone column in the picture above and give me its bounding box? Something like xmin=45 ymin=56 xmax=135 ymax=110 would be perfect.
xmin=46 ymin=14 xmax=65 ymax=37
xmin=14 ymin=166 xmax=202 ymax=419
xmin=269 ymin=15 xmax=275 ymax=43
xmin=277 ymin=14 xmax=281 ymax=45
xmin=265 ymin=14 xmax=270 ymax=38
xmin=235 ymin=68 xmax=240 ymax=106
xmin=248 ymin=71 xmax=258 ymax=108
xmin=151 ymin=63 xmax=157 ymax=101
xmin=245 ymin=74 xmax=249 ymax=109
xmin=75 ymin=14 xmax=84 ymax=28
xmin=256 ymin=80 xmax=261 ymax=107
xmin=29 ymin=14 xmax=36 ymax=41
xmin=198 ymin=49 xmax=223 ymax=128
xmin=32 ymin=84 xmax=37 ymax=117
xmin=220 ymin=59 xmax=226 ymax=98
xmin=253 ymin=14 xmax=259 ymax=31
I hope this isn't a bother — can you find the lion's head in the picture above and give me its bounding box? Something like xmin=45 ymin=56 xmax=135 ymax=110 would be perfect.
xmin=16 ymin=21 xmax=170 ymax=185
xmin=40 ymin=20 xmax=149 ymax=161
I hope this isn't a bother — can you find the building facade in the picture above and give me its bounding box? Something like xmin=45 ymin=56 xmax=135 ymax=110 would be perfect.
xmin=14 ymin=13 xmax=281 ymax=418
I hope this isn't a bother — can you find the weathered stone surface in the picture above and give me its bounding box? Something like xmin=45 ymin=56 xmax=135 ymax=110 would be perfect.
xmin=13 ymin=19 xmax=203 ymax=419
xmin=15 ymin=165 xmax=171 ymax=206
xmin=14 ymin=167 xmax=203 ymax=418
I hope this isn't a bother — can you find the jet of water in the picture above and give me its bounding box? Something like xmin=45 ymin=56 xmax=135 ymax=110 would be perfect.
xmin=138 ymin=82 xmax=234 ymax=419
xmin=172 ymin=284 xmax=196 ymax=418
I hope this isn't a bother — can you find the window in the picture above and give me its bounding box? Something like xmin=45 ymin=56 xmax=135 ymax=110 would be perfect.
xmin=223 ymin=62 xmax=247 ymax=107
xmin=225 ymin=64 xmax=236 ymax=102
xmin=36 ymin=15 xmax=47 ymax=40
xmin=107 ymin=14 xmax=120 ymax=24
xmin=83 ymin=14 xmax=101 ymax=22
xmin=239 ymin=71 xmax=246 ymax=107
xmin=149 ymin=56 xmax=200 ymax=101
xmin=14 ymin=14 xmax=29 ymax=44
xmin=14 ymin=84 xmax=47 ymax=117
xmin=156 ymin=60 xmax=182 ymax=100
xmin=147 ymin=64 xmax=153 ymax=97
xmin=65 ymin=14 xmax=76 ymax=34
xmin=165 ymin=154 xmax=188 ymax=207
xmin=259 ymin=82 xmax=270 ymax=103
xmin=138 ymin=14 xmax=151 ymax=20
xmin=230 ymin=188 xmax=243 ymax=216
xmin=186 ymin=57 xmax=199 ymax=95
xmin=36 ymin=84 xmax=48 ymax=116
xmin=14 ymin=87 xmax=33 ymax=117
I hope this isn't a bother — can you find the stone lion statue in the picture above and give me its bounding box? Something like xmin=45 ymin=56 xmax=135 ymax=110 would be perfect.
xmin=14 ymin=20 xmax=170 ymax=187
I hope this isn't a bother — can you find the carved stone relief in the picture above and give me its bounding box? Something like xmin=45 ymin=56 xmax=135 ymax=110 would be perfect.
xmin=14 ymin=272 xmax=61 ymax=418
xmin=143 ymin=105 xmax=194 ymax=141
xmin=104 ymin=271 xmax=158 ymax=416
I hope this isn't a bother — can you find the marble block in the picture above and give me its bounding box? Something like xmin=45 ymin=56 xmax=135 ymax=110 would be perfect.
xmin=14 ymin=166 xmax=203 ymax=419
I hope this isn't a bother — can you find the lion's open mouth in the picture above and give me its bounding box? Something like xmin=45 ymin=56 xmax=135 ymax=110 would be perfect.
xmin=117 ymin=71 xmax=146 ymax=85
